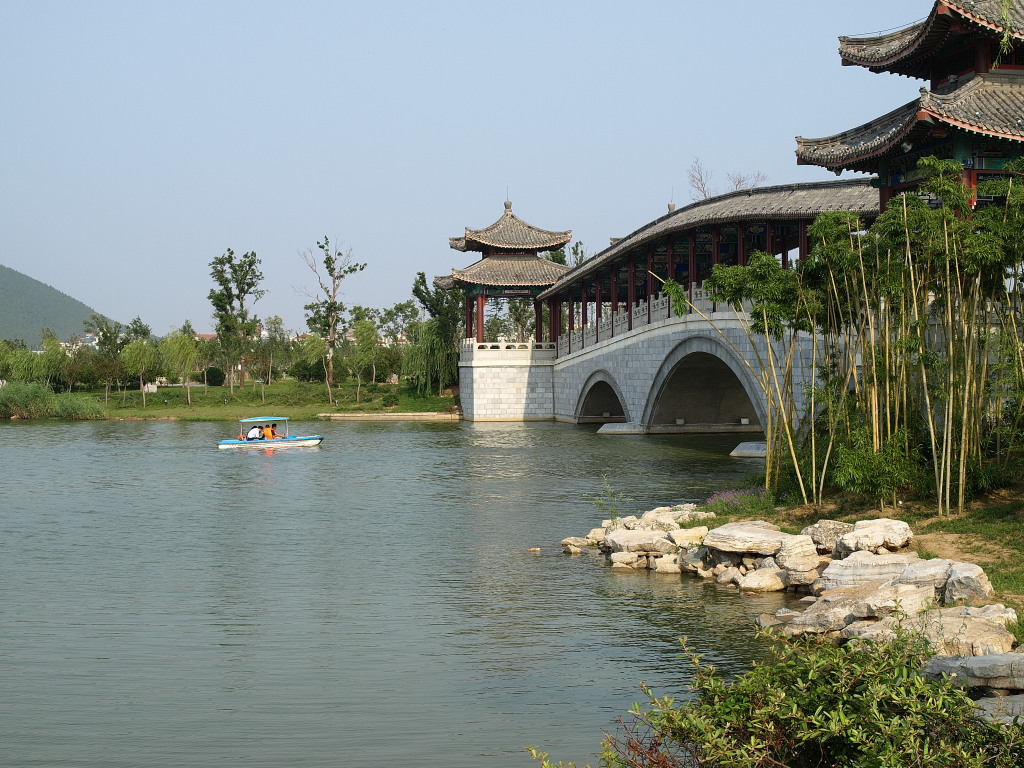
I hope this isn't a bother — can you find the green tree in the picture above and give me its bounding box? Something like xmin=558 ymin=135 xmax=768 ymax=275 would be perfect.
xmin=250 ymin=315 xmax=293 ymax=402
xmin=404 ymin=271 xmax=462 ymax=396
xmin=300 ymin=236 xmax=366 ymax=386
xmin=158 ymin=323 xmax=201 ymax=405
xmin=208 ymin=248 xmax=265 ymax=391
xmin=84 ymin=313 xmax=126 ymax=403
xmin=346 ymin=318 xmax=380 ymax=401
xmin=121 ymin=338 xmax=160 ymax=408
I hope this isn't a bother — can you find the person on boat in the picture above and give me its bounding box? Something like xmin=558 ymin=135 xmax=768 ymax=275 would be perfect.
xmin=246 ymin=424 xmax=263 ymax=441
xmin=270 ymin=423 xmax=281 ymax=438
xmin=263 ymin=424 xmax=274 ymax=440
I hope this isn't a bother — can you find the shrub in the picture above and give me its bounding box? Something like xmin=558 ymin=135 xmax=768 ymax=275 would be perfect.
xmin=589 ymin=475 xmax=634 ymax=520
xmin=204 ymin=366 xmax=226 ymax=387
xmin=0 ymin=381 xmax=56 ymax=419
xmin=532 ymin=628 xmax=1024 ymax=768
xmin=381 ymin=391 xmax=399 ymax=408
xmin=700 ymin=487 xmax=773 ymax=518
xmin=54 ymin=394 xmax=105 ymax=420
xmin=287 ymin=359 xmax=323 ymax=383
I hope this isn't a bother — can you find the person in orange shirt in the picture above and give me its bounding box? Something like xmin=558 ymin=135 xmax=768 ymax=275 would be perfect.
xmin=263 ymin=424 xmax=274 ymax=440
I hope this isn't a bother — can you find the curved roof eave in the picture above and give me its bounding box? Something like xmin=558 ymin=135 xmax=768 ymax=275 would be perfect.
xmin=839 ymin=2 xmax=1024 ymax=77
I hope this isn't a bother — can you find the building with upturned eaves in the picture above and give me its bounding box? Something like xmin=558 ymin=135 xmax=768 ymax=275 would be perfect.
xmin=440 ymin=200 xmax=571 ymax=343
xmin=796 ymin=1 xmax=1024 ymax=206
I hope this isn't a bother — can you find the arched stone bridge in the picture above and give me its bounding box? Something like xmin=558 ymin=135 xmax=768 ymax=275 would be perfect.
xmin=459 ymin=292 xmax=814 ymax=433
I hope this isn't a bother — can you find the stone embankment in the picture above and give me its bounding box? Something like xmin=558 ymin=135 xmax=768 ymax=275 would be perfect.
xmin=562 ymin=508 xmax=1024 ymax=723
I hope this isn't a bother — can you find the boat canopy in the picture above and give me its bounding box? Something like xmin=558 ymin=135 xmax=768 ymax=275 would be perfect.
xmin=238 ymin=416 xmax=290 ymax=423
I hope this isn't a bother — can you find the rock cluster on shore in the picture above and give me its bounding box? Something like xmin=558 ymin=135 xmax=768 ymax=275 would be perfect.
xmin=562 ymin=507 xmax=1024 ymax=722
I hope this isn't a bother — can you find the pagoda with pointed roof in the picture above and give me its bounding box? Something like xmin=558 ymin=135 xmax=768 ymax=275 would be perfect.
xmin=796 ymin=1 xmax=1024 ymax=206
xmin=441 ymin=201 xmax=571 ymax=343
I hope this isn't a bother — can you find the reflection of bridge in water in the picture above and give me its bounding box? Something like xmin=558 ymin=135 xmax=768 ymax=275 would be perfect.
xmin=458 ymin=179 xmax=879 ymax=431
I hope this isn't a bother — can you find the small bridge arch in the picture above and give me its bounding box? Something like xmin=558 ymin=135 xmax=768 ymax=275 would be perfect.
xmin=575 ymin=370 xmax=629 ymax=423
xmin=643 ymin=334 xmax=766 ymax=432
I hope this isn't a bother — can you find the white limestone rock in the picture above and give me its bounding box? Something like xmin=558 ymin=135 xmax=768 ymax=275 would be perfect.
xmin=737 ymin=569 xmax=787 ymax=592
xmin=716 ymin=566 xmax=742 ymax=585
xmin=604 ymin=528 xmax=675 ymax=554
xmin=845 ymin=612 xmax=1015 ymax=656
xmin=846 ymin=583 xmax=934 ymax=621
xmin=801 ymin=520 xmax=855 ymax=554
xmin=561 ymin=536 xmax=592 ymax=548
xmin=668 ymin=526 xmax=709 ymax=547
xmin=944 ymin=561 xmax=995 ymax=605
xmin=833 ymin=518 xmax=914 ymax=558
xmin=892 ymin=558 xmax=953 ymax=597
xmin=702 ymin=521 xmax=786 ymax=555
xmin=924 ymin=653 xmax=1024 ymax=689
xmin=654 ymin=553 xmax=682 ymax=573
xmin=609 ymin=551 xmax=641 ymax=566
xmin=780 ymin=584 xmax=889 ymax=636
xmin=586 ymin=527 xmax=606 ymax=543
xmin=815 ymin=550 xmax=920 ymax=592
xmin=775 ymin=535 xmax=821 ymax=573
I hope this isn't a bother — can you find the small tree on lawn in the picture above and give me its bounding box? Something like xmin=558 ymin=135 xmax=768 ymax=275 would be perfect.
xmin=300 ymin=236 xmax=366 ymax=387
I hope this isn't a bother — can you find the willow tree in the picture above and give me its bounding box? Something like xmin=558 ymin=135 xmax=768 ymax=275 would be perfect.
xmin=404 ymin=271 xmax=461 ymax=397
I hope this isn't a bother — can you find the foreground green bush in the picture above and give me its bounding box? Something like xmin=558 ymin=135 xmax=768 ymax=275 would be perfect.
xmin=531 ymin=629 xmax=1024 ymax=768
xmin=0 ymin=381 xmax=56 ymax=419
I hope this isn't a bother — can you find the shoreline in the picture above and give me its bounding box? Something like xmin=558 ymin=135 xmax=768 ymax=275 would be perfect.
xmin=316 ymin=412 xmax=460 ymax=422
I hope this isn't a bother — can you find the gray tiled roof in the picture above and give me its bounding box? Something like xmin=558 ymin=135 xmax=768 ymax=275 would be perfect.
xmin=449 ymin=201 xmax=571 ymax=253
xmin=796 ymin=72 xmax=1024 ymax=172
xmin=537 ymin=179 xmax=878 ymax=300
xmin=450 ymin=254 xmax=571 ymax=288
xmin=839 ymin=1 xmax=1024 ymax=77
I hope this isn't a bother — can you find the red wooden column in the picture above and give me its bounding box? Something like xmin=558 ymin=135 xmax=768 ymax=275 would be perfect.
xmin=580 ymin=285 xmax=589 ymax=347
xmin=738 ymin=225 xmax=747 ymax=267
xmin=595 ymin=276 xmax=603 ymax=342
xmin=610 ymin=267 xmax=619 ymax=337
xmin=798 ymin=221 xmax=809 ymax=263
xmin=475 ymin=293 xmax=486 ymax=343
xmin=567 ymin=291 xmax=575 ymax=354
xmin=533 ymin=300 xmax=543 ymax=343
xmin=712 ymin=225 xmax=721 ymax=267
xmin=627 ymin=255 xmax=636 ymax=331
xmin=666 ymin=238 xmax=674 ymax=318
xmin=688 ymin=230 xmax=697 ymax=301
xmin=465 ymin=295 xmax=474 ymax=339
xmin=766 ymin=221 xmax=775 ymax=264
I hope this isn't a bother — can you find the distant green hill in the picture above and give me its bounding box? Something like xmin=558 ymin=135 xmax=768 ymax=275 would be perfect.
xmin=0 ymin=263 xmax=109 ymax=348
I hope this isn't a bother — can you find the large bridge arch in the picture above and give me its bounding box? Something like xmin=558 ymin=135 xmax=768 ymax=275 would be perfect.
xmin=642 ymin=333 xmax=766 ymax=431
xmin=575 ymin=370 xmax=629 ymax=423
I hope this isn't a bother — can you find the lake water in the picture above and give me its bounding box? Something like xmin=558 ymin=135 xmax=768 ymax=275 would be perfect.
xmin=0 ymin=419 xmax=793 ymax=767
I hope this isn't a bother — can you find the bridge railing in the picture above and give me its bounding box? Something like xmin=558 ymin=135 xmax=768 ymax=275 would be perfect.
xmin=552 ymin=290 xmax=749 ymax=357
xmin=461 ymin=339 xmax=557 ymax=363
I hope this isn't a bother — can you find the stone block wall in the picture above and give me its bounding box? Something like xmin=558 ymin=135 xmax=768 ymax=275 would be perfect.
xmin=459 ymin=356 xmax=555 ymax=421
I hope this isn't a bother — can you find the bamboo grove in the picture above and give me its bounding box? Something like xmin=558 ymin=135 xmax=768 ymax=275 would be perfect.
xmin=662 ymin=158 xmax=1024 ymax=515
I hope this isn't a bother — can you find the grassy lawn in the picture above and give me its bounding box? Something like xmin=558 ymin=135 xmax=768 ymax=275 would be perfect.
xmin=93 ymin=379 xmax=457 ymax=421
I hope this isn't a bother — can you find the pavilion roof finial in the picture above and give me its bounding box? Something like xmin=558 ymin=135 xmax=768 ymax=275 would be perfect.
xmin=504 ymin=200 xmax=512 ymax=212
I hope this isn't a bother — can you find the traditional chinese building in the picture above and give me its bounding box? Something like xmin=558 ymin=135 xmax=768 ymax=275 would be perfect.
xmin=796 ymin=1 xmax=1024 ymax=205
xmin=536 ymin=179 xmax=878 ymax=353
xmin=440 ymin=201 xmax=571 ymax=343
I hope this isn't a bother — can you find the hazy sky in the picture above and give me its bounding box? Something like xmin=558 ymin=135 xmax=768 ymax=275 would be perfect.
xmin=2 ymin=1 xmax=926 ymax=335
